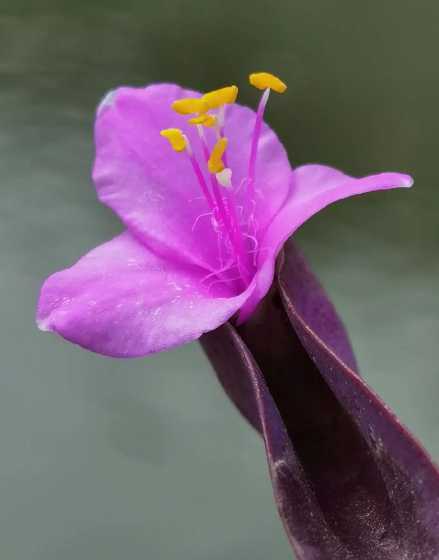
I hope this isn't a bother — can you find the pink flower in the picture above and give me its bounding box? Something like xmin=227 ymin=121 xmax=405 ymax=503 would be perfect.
xmin=36 ymin=74 xmax=412 ymax=357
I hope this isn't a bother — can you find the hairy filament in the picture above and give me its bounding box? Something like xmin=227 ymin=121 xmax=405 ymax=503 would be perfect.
xmin=191 ymin=212 xmax=213 ymax=232
xmin=162 ymin=74 xmax=287 ymax=290
xmin=188 ymin=153 xmax=215 ymax=211
xmin=197 ymin=126 xmax=251 ymax=286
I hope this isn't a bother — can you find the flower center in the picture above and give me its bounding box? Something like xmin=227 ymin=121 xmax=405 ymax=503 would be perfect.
xmin=160 ymin=72 xmax=287 ymax=292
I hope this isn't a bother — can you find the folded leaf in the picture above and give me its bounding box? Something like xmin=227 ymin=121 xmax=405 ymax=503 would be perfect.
xmin=201 ymin=240 xmax=439 ymax=559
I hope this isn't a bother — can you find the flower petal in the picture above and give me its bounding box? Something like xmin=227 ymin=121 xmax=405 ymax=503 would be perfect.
xmin=93 ymin=84 xmax=291 ymax=272
xmin=94 ymin=84 xmax=218 ymax=271
xmin=37 ymin=232 xmax=252 ymax=357
xmin=238 ymin=165 xmax=413 ymax=322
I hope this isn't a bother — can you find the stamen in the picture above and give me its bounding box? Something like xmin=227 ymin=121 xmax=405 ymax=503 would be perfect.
xmin=188 ymin=113 xmax=217 ymax=127
xmin=171 ymin=98 xmax=208 ymax=115
xmin=202 ymin=267 xmax=243 ymax=295
xmin=246 ymin=72 xmax=287 ymax=201
xmin=223 ymin=190 xmax=251 ymax=285
xmin=215 ymin=106 xmax=228 ymax=166
xmin=203 ymin=85 xmax=237 ymax=167
xmin=158 ymin=70 xmax=294 ymax=293
xmin=183 ymin=134 xmax=193 ymax=157
xmin=160 ymin=128 xmax=214 ymax=210
xmin=208 ymin=137 xmax=228 ymax=174
xmin=249 ymin=72 xmax=287 ymax=94
xmin=202 ymin=86 xmax=238 ymax=110
xmin=215 ymin=105 xmax=226 ymax=138
xmin=188 ymin=153 xmax=214 ymax=209
xmin=195 ymin=125 xmax=210 ymax=159
xmin=216 ymin=168 xmax=232 ymax=188
xmin=162 ymin=74 xmax=290 ymax=291
xmin=217 ymin=105 xmax=226 ymax=130
xmin=246 ymin=88 xmax=270 ymax=198
xmin=209 ymin=143 xmax=251 ymax=283
xmin=160 ymin=128 xmax=187 ymax=152
xmin=195 ymin=128 xmax=234 ymax=246
xmin=196 ymin=128 xmax=250 ymax=285
xmin=191 ymin=212 xmax=213 ymax=232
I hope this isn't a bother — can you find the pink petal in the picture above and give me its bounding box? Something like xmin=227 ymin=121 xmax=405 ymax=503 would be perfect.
xmin=238 ymin=165 xmax=413 ymax=322
xmin=37 ymin=232 xmax=252 ymax=357
xmin=93 ymin=84 xmax=291 ymax=271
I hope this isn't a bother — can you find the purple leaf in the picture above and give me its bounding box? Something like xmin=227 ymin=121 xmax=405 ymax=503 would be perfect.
xmin=201 ymin=240 xmax=439 ymax=559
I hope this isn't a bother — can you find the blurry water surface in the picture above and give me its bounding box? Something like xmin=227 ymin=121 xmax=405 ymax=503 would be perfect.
xmin=1 ymin=1 xmax=438 ymax=558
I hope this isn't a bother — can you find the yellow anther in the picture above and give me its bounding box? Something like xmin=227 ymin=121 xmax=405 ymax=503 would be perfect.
xmin=188 ymin=113 xmax=218 ymax=127
xmin=208 ymin=137 xmax=228 ymax=174
xmin=202 ymin=86 xmax=238 ymax=110
xmin=188 ymin=114 xmax=207 ymax=125
xmin=160 ymin=128 xmax=187 ymax=152
xmin=203 ymin=114 xmax=218 ymax=127
xmin=249 ymin=72 xmax=287 ymax=94
xmin=171 ymin=98 xmax=208 ymax=115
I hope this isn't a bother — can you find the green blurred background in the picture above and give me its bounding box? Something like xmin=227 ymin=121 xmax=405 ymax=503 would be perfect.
xmin=1 ymin=1 xmax=438 ymax=558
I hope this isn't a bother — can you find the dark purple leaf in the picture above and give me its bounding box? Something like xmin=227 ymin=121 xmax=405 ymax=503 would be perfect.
xmin=201 ymin=240 xmax=439 ymax=559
